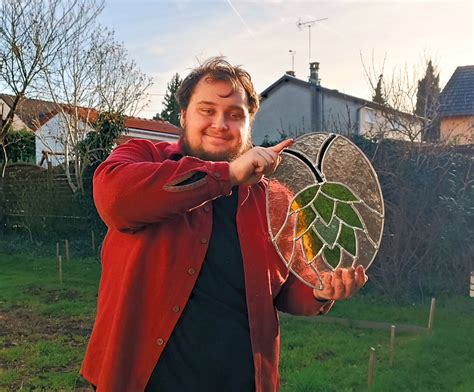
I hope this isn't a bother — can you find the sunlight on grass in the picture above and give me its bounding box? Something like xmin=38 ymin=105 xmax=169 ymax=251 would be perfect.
xmin=279 ymin=296 xmax=474 ymax=392
xmin=1 ymin=252 xmax=473 ymax=391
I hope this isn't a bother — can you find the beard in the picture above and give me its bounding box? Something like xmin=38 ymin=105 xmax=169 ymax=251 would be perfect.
xmin=181 ymin=128 xmax=253 ymax=162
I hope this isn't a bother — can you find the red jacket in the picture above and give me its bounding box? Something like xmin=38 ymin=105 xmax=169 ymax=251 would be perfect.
xmin=81 ymin=138 xmax=333 ymax=392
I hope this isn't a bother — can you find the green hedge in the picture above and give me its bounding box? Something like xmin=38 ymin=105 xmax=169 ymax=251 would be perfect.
xmin=353 ymin=137 xmax=473 ymax=299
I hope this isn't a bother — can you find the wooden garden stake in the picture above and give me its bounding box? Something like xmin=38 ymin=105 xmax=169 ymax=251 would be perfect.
xmin=368 ymin=347 xmax=375 ymax=388
xmin=91 ymin=230 xmax=96 ymax=253
xmin=470 ymin=271 xmax=474 ymax=298
xmin=65 ymin=239 xmax=70 ymax=261
xmin=58 ymin=255 xmax=63 ymax=284
xmin=428 ymin=298 xmax=436 ymax=331
xmin=47 ymin=161 xmax=53 ymax=189
xmin=389 ymin=325 xmax=396 ymax=366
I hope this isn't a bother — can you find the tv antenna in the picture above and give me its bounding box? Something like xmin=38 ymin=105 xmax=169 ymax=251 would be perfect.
xmin=297 ymin=17 xmax=328 ymax=63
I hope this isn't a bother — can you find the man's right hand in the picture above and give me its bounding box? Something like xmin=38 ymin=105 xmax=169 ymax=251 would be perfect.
xmin=229 ymin=139 xmax=293 ymax=186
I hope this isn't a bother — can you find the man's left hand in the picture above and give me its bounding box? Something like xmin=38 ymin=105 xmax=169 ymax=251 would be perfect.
xmin=313 ymin=265 xmax=368 ymax=301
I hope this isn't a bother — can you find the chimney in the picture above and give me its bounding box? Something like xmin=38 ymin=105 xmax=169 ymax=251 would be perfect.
xmin=309 ymin=62 xmax=320 ymax=85
xmin=285 ymin=70 xmax=295 ymax=77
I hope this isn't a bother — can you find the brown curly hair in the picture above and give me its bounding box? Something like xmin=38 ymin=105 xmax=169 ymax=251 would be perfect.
xmin=176 ymin=56 xmax=260 ymax=120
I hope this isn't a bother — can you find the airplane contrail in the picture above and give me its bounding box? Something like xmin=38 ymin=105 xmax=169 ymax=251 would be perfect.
xmin=226 ymin=0 xmax=255 ymax=38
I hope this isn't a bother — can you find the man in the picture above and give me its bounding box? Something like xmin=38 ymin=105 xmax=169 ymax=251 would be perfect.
xmin=81 ymin=57 xmax=367 ymax=392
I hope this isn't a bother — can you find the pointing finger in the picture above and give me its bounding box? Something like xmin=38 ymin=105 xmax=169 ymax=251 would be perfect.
xmin=271 ymin=139 xmax=293 ymax=154
xmin=256 ymin=148 xmax=278 ymax=165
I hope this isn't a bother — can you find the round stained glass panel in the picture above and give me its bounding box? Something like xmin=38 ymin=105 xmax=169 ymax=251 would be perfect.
xmin=266 ymin=133 xmax=385 ymax=289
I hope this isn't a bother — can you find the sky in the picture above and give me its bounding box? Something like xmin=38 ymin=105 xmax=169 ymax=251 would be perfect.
xmin=99 ymin=0 xmax=474 ymax=119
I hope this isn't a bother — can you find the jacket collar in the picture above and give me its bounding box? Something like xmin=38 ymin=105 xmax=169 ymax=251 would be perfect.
xmin=165 ymin=138 xmax=261 ymax=205
xmin=163 ymin=137 xmax=185 ymax=160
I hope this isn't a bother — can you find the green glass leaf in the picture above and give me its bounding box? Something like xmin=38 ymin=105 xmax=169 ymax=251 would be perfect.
xmin=321 ymin=182 xmax=359 ymax=202
xmin=314 ymin=218 xmax=340 ymax=247
xmin=338 ymin=225 xmax=357 ymax=256
xmin=296 ymin=208 xmax=316 ymax=237
xmin=313 ymin=192 xmax=335 ymax=225
xmin=290 ymin=185 xmax=319 ymax=212
xmin=301 ymin=231 xmax=323 ymax=261
xmin=323 ymin=246 xmax=341 ymax=268
xmin=335 ymin=203 xmax=363 ymax=229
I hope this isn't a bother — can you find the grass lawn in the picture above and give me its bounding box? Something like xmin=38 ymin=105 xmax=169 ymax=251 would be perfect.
xmin=0 ymin=252 xmax=100 ymax=391
xmin=279 ymin=296 xmax=474 ymax=392
xmin=1 ymin=252 xmax=473 ymax=391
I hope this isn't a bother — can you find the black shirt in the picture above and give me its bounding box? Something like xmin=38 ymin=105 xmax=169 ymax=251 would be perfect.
xmin=146 ymin=188 xmax=255 ymax=392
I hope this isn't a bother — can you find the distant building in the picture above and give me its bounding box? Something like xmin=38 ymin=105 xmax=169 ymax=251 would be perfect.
xmin=0 ymin=95 xmax=56 ymax=133
xmin=118 ymin=117 xmax=181 ymax=144
xmin=252 ymin=62 xmax=423 ymax=145
xmin=0 ymin=95 xmax=181 ymax=166
xmin=438 ymin=65 xmax=474 ymax=145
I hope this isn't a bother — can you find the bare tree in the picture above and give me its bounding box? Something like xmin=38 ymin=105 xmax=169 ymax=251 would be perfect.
xmin=0 ymin=0 xmax=104 ymax=177
xmin=360 ymin=51 xmax=426 ymax=143
xmin=356 ymin=53 xmax=473 ymax=299
xmin=323 ymin=104 xmax=357 ymax=136
xmin=91 ymin=30 xmax=152 ymax=116
xmin=38 ymin=26 xmax=153 ymax=193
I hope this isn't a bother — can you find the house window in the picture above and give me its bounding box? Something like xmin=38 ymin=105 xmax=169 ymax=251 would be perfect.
xmin=391 ymin=120 xmax=404 ymax=130
xmin=365 ymin=109 xmax=376 ymax=124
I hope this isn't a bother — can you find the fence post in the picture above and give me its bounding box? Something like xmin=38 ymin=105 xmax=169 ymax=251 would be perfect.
xmin=65 ymin=239 xmax=70 ymax=261
xmin=470 ymin=272 xmax=474 ymax=298
xmin=58 ymin=255 xmax=63 ymax=284
xmin=428 ymin=298 xmax=436 ymax=332
xmin=368 ymin=347 xmax=375 ymax=388
xmin=91 ymin=230 xmax=96 ymax=254
xmin=389 ymin=325 xmax=396 ymax=366
xmin=47 ymin=161 xmax=53 ymax=189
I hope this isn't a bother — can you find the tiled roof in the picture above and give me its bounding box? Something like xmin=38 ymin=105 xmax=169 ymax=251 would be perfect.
xmin=439 ymin=65 xmax=474 ymax=117
xmin=33 ymin=106 xmax=99 ymax=130
xmin=0 ymin=94 xmax=57 ymax=130
xmin=0 ymin=94 xmax=181 ymax=136
xmin=124 ymin=117 xmax=181 ymax=135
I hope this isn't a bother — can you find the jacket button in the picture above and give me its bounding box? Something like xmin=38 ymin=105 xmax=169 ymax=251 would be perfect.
xmin=172 ymin=305 xmax=180 ymax=313
xmin=200 ymin=237 xmax=207 ymax=244
xmin=188 ymin=267 xmax=196 ymax=275
xmin=214 ymin=172 xmax=221 ymax=178
xmin=156 ymin=338 xmax=164 ymax=346
xmin=203 ymin=205 xmax=210 ymax=213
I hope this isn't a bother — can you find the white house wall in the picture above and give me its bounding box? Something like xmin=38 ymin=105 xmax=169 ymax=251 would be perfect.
xmin=35 ymin=113 xmax=93 ymax=167
xmin=321 ymin=92 xmax=360 ymax=135
xmin=126 ymin=128 xmax=180 ymax=143
xmin=252 ymin=82 xmax=312 ymax=145
xmin=36 ymin=115 xmax=64 ymax=166
xmin=252 ymin=75 xmax=424 ymax=145
xmin=359 ymin=106 xmax=422 ymax=142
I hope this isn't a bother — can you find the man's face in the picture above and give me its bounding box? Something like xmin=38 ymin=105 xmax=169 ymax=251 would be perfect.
xmin=181 ymin=76 xmax=252 ymax=162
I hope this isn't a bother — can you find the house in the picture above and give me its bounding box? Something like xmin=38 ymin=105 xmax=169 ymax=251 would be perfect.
xmin=252 ymin=62 xmax=423 ymax=145
xmin=0 ymin=95 xmax=181 ymax=166
xmin=35 ymin=112 xmax=181 ymax=167
xmin=0 ymin=95 xmax=57 ymax=133
xmin=438 ymin=65 xmax=474 ymax=145
xmin=119 ymin=117 xmax=181 ymax=144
